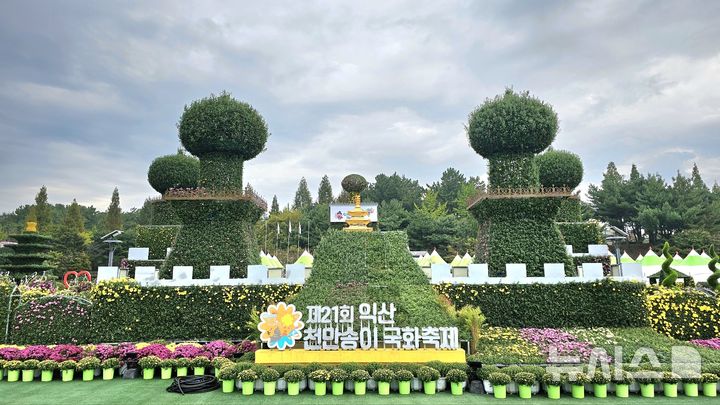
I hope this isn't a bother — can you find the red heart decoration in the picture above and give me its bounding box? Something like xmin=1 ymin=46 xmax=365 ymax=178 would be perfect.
xmin=63 ymin=270 xmax=92 ymax=288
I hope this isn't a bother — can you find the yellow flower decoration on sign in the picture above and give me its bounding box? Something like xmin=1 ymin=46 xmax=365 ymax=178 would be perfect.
xmin=258 ymin=302 xmax=304 ymax=350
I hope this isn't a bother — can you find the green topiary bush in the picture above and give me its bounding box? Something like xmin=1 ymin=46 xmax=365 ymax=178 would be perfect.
xmin=135 ymin=225 xmax=180 ymax=260
xmin=536 ymin=149 xmax=583 ymax=189
xmin=558 ymin=222 xmax=602 ymax=253
xmin=341 ymin=174 xmax=368 ymax=194
xmin=147 ymin=152 xmax=200 ymax=194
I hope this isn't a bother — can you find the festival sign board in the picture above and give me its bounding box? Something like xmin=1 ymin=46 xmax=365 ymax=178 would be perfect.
xmin=329 ymin=204 xmax=378 ymax=223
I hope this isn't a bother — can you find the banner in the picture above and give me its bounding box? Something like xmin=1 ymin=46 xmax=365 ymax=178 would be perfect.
xmin=329 ymin=204 xmax=378 ymax=223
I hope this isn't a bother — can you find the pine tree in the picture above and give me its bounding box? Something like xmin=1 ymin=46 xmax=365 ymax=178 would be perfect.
xmin=34 ymin=186 xmax=51 ymax=232
xmin=106 ymin=187 xmax=123 ymax=231
xmin=25 ymin=206 xmax=38 ymax=224
xmin=64 ymin=199 xmax=85 ymax=233
xmin=293 ymin=177 xmax=312 ymax=209
xmin=317 ymin=175 xmax=333 ymax=204
xmin=270 ymin=195 xmax=280 ymax=214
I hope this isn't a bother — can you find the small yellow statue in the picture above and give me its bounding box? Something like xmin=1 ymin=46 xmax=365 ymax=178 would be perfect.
xmin=25 ymin=221 xmax=38 ymax=233
xmin=341 ymin=174 xmax=372 ymax=232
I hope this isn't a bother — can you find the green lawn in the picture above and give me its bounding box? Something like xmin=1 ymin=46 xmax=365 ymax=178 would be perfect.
xmin=0 ymin=379 xmax=717 ymax=405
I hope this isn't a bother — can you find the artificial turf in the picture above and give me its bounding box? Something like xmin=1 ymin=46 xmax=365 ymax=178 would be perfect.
xmin=0 ymin=378 xmax=717 ymax=405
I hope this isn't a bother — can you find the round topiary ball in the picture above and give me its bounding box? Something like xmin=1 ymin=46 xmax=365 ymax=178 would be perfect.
xmin=178 ymin=92 xmax=269 ymax=160
xmin=467 ymin=89 xmax=558 ymax=158
xmin=536 ymin=149 xmax=583 ymax=189
xmin=147 ymin=152 xmax=200 ymax=194
xmin=341 ymin=174 xmax=368 ymax=194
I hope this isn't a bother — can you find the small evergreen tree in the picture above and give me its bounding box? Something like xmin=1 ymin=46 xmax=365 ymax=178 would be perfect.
xmin=270 ymin=195 xmax=280 ymax=214
xmin=64 ymin=199 xmax=85 ymax=233
xmin=317 ymin=175 xmax=333 ymax=204
xmin=293 ymin=178 xmax=312 ymax=209
xmin=34 ymin=186 xmax=52 ymax=232
xmin=105 ymin=187 xmax=122 ymax=231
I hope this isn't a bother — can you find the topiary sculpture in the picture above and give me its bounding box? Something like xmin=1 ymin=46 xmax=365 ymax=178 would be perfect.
xmin=147 ymin=152 xmax=200 ymax=195
xmin=466 ymin=89 xmax=574 ymax=276
xmin=707 ymin=245 xmax=720 ymax=291
xmin=660 ymin=241 xmax=679 ymax=287
xmin=341 ymin=174 xmax=368 ymax=194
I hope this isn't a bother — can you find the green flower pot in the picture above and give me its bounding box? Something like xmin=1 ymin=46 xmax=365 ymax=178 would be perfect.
xmin=398 ymin=380 xmax=411 ymax=395
xmin=222 ymin=379 xmax=234 ymax=393
xmin=160 ymin=367 xmax=172 ymax=380
xmin=7 ymin=370 xmax=20 ymax=382
xmin=214 ymin=368 xmax=219 ymax=378
xmin=61 ymin=369 xmax=74 ymax=382
xmin=493 ymin=384 xmax=507 ymax=399
xmin=332 ymin=381 xmax=345 ymax=395
xmin=176 ymin=367 xmax=188 ymax=377
xmin=423 ymin=381 xmax=437 ymax=395
xmin=594 ymin=383 xmax=607 ymax=398
xmin=0 ymin=369 xmax=4 ymax=380
xmin=448 ymin=381 xmax=462 ymax=395
xmin=664 ymin=383 xmax=677 ymax=397
xmin=143 ymin=368 xmax=155 ymax=380
xmin=242 ymin=381 xmax=254 ymax=395
xmin=264 ymin=381 xmax=276 ymax=395
xmin=547 ymin=384 xmax=560 ymax=399
xmin=640 ymin=383 xmax=654 ymax=397
xmin=703 ymin=382 xmax=717 ymax=397
xmin=22 ymin=369 xmax=34 ymax=382
xmin=82 ymin=369 xmax=94 ymax=381
xmin=684 ymin=382 xmax=699 ymax=397
xmin=378 ymin=381 xmax=390 ymax=395
xmin=41 ymin=370 xmax=53 ymax=382
xmin=615 ymin=384 xmax=629 ymax=398
xmin=315 ymin=381 xmax=327 ymax=396
xmin=194 ymin=367 xmax=205 ymax=376
xmin=571 ymin=384 xmax=585 ymax=399
xmin=288 ymin=381 xmax=300 ymax=396
xmin=518 ymin=384 xmax=531 ymax=398
xmin=103 ymin=368 xmax=115 ymax=380
xmin=354 ymin=381 xmax=367 ymax=395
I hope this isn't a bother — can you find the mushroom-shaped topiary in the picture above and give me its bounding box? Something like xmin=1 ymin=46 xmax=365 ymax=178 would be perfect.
xmin=341 ymin=174 xmax=368 ymax=194
xmin=536 ymin=149 xmax=583 ymax=189
xmin=147 ymin=152 xmax=200 ymax=194
xmin=178 ymin=92 xmax=269 ymax=160
xmin=467 ymin=89 xmax=558 ymax=158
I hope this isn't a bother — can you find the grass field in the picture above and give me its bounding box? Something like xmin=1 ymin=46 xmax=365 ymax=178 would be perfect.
xmin=0 ymin=378 xmax=717 ymax=405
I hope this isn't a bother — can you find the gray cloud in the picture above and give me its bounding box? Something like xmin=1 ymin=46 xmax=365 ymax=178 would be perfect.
xmin=0 ymin=0 xmax=719 ymax=212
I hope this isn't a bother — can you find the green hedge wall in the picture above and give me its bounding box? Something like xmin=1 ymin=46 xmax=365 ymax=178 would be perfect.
xmin=558 ymin=222 xmax=602 ymax=254
xmin=135 ymin=225 xmax=180 ymax=260
xmin=435 ymin=279 xmax=648 ymax=328
xmin=10 ymin=295 xmax=92 ymax=344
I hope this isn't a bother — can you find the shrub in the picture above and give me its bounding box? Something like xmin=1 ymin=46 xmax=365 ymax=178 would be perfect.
xmin=500 ymin=365 xmax=523 ymax=378
xmin=513 ymin=371 xmax=535 ymax=386
xmin=417 ymin=366 xmax=440 ymax=382
xmin=284 ymin=369 xmax=305 ymax=383
xmin=101 ymin=358 xmax=120 ymax=369
xmin=135 ymin=225 xmax=180 ymax=259
xmin=488 ymin=372 xmax=511 ymax=386
xmin=341 ymin=174 xmax=368 ymax=194
xmin=38 ymin=360 xmax=58 ymax=371
xmin=217 ymin=364 xmax=237 ymax=381
xmin=522 ymin=366 xmax=545 ymax=381
xmin=702 ymin=373 xmax=719 ymax=383
xmin=590 ymin=370 xmax=610 ymax=384
xmin=138 ymin=356 xmax=161 ymax=370
xmin=77 ymin=357 xmax=100 ymax=371
xmin=662 ymin=372 xmax=680 ymax=384
xmin=58 ymin=360 xmax=77 ymax=370
xmin=682 ymin=374 xmax=703 ymax=384
xmin=446 ymin=368 xmax=468 ymax=384
xmin=338 ymin=363 xmax=360 ymax=374
xmin=191 ymin=356 xmax=210 ymax=368
xmin=174 ymin=358 xmax=190 ymax=368
xmin=21 ymin=359 xmax=39 ymax=369
xmin=372 ymin=368 xmax=394 ymax=383
xmin=238 ymin=369 xmax=257 ymax=381
xmin=350 ymin=369 xmax=370 ymax=382
xmin=436 ymin=280 xmax=647 ymax=328
xmin=559 ymin=224 xmax=603 ymax=253
xmin=536 ymin=149 xmax=583 ymax=189
xmin=303 ymin=362 xmax=323 ymax=375
xmin=147 ymin=153 xmax=200 ymax=194
xmin=394 ymin=369 xmax=413 ymax=382
xmin=477 ymin=365 xmax=499 ymax=380
xmin=212 ymin=356 xmax=232 ymax=369
xmin=646 ymin=287 xmax=720 ymax=340
xmin=11 ymin=295 xmax=92 ymax=344
xmin=259 ymin=367 xmax=279 ymax=382
xmin=612 ymin=370 xmax=633 ymax=385
xmin=634 ymin=371 xmax=661 ymax=384
xmin=308 ymin=369 xmax=330 ymax=382
xmin=5 ymin=360 xmax=22 ymax=370
xmin=329 ymin=368 xmax=348 ymax=382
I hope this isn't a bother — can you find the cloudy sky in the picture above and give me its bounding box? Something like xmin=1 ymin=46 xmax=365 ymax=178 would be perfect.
xmin=1 ymin=0 xmax=719 ymax=213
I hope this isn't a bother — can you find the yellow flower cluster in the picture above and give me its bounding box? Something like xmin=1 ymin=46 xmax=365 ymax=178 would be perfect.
xmin=646 ymin=287 xmax=720 ymax=340
xmin=476 ymin=327 xmax=542 ymax=361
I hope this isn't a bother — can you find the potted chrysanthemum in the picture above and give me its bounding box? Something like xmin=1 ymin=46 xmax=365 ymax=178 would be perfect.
xmin=78 ymin=357 xmax=100 ymax=381
xmin=543 ymin=372 xmax=562 ymax=399
xmin=191 ymin=355 xmax=210 ymax=376
xmin=261 ymin=368 xmax=280 ymax=395
xmin=702 ymin=373 xmax=718 ymax=397
xmin=612 ymin=370 xmax=633 ymax=398
xmin=138 ymin=355 xmax=160 ymax=380
xmin=330 ymin=368 xmax=348 ymax=395
xmin=38 ymin=360 xmax=57 ymax=382
xmin=309 ymin=369 xmax=330 ymax=396
xmin=350 ymin=369 xmax=370 ymax=395
xmin=239 ymin=369 xmax=257 ymax=395
xmin=284 ymin=369 xmax=305 ymax=396
xmin=514 ymin=371 xmax=535 ymax=399
xmin=447 ymin=368 xmax=468 ymax=396
xmin=488 ymin=372 xmax=511 ymax=399
xmin=372 ymin=369 xmax=394 ymax=396
xmin=418 ymin=366 xmax=440 ymax=395
xmin=101 ymin=358 xmax=119 ymax=380
xmin=218 ymin=364 xmax=237 ymax=393
xmin=212 ymin=356 xmax=231 ymax=378
xmin=175 ymin=358 xmax=189 ymax=376
xmin=662 ymin=372 xmax=680 ymax=397
xmin=634 ymin=370 xmax=659 ymax=398
xmin=683 ymin=374 xmax=702 ymax=397
xmin=5 ymin=360 xmax=22 ymax=382
xmin=21 ymin=359 xmax=39 ymax=382
xmin=159 ymin=359 xmax=175 ymax=379
xmin=59 ymin=360 xmax=77 ymax=382
xmin=591 ymin=370 xmax=610 ymax=398
xmin=569 ymin=372 xmax=589 ymax=399
xmin=395 ymin=369 xmax=413 ymax=395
